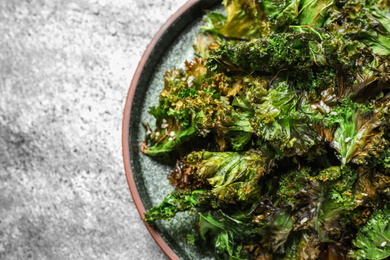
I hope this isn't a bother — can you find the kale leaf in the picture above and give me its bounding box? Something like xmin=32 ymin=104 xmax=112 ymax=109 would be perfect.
xmin=350 ymin=207 xmax=390 ymax=260
xmin=142 ymin=1 xmax=390 ymax=259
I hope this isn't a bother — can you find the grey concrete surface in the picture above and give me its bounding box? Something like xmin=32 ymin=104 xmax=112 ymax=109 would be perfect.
xmin=0 ymin=0 xmax=189 ymax=259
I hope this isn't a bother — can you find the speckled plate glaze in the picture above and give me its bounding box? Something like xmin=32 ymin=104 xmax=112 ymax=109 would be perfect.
xmin=122 ymin=1 xmax=222 ymax=259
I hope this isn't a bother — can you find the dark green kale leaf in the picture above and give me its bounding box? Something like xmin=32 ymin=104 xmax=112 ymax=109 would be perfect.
xmin=372 ymin=147 xmax=390 ymax=169
xmin=207 ymin=24 xmax=390 ymax=99
xmin=142 ymin=1 xmax=390 ymax=259
xmin=315 ymin=167 xmax=359 ymax=239
xmin=144 ymin=189 xmax=213 ymax=223
xmin=372 ymin=172 xmax=390 ymax=199
xmin=283 ymin=232 xmax=322 ymax=260
xmin=260 ymin=0 xmax=338 ymax=31
xmin=342 ymin=0 xmax=390 ymax=56
xmin=277 ymin=166 xmax=374 ymax=242
xmin=349 ymin=207 xmax=390 ymax=260
xmin=206 ymin=26 xmax=371 ymax=73
xmin=321 ymin=98 xmax=388 ymax=165
xmin=249 ymin=197 xmax=297 ymax=254
xmin=267 ymin=211 xmax=296 ymax=253
xmin=142 ymin=58 xmax=211 ymax=156
xmin=195 ymin=210 xmax=261 ymax=260
xmin=297 ymin=0 xmax=336 ymax=28
xmin=206 ymin=31 xmax=317 ymax=73
xmin=277 ymin=167 xmax=314 ymax=208
xmin=257 ymin=0 xmax=299 ymax=31
xmin=143 ymin=64 xmax=274 ymax=156
xmin=141 ymin=114 xmax=197 ymax=157
xmin=186 ymin=150 xmax=267 ymax=204
xmin=249 ymin=82 xmax=319 ymax=157
xmin=142 ymin=60 xmax=258 ymax=156
xmin=277 ymin=167 xmax=324 ymax=238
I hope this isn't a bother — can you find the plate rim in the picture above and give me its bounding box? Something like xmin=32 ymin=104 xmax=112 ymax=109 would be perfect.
xmin=122 ymin=1 xmax=208 ymax=259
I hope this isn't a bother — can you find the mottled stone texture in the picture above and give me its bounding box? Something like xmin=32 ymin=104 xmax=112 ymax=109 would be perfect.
xmin=0 ymin=0 xmax=188 ymax=259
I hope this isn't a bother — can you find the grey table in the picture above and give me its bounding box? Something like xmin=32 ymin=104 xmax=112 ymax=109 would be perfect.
xmin=0 ymin=0 xmax=189 ymax=259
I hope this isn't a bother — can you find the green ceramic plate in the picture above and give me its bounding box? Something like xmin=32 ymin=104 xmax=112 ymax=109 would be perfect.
xmin=123 ymin=1 xmax=222 ymax=259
